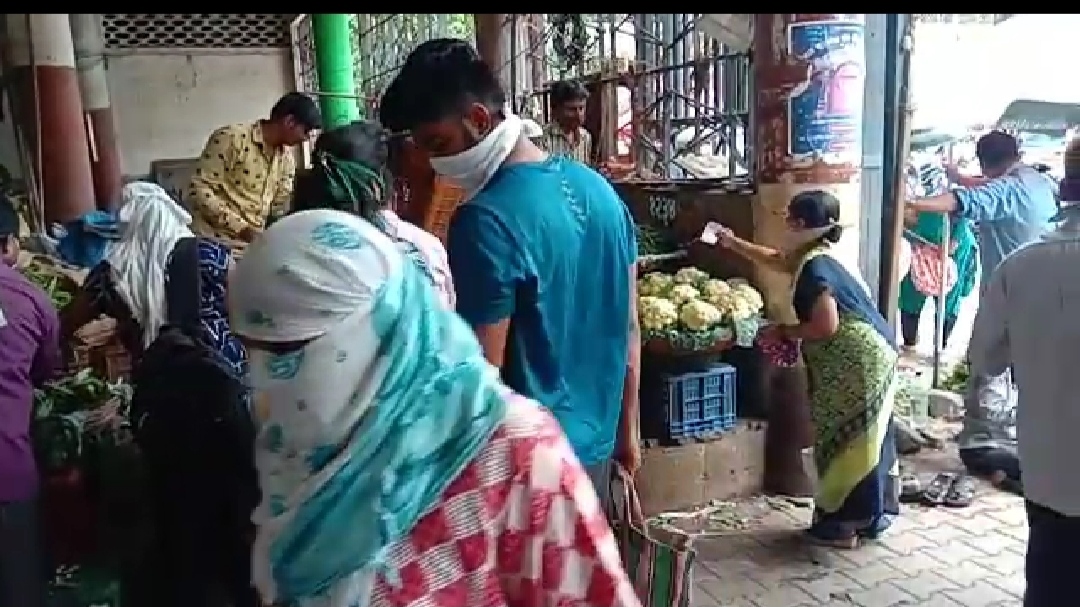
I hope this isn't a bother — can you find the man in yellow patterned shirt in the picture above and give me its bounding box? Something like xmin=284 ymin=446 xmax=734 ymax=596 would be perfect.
xmin=186 ymin=92 xmax=322 ymax=244
xmin=539 ymin=80 xmax=593 ymax=165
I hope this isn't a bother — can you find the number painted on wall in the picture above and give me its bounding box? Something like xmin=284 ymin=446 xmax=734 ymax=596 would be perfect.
xmin=648 ymin=195 xmax=678 ymax=226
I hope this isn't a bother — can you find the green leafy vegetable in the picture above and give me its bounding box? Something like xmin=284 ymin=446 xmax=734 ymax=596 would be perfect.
xmin=19 ymin=265 xmax=75 ymax=310
xmin=636 ymin=224 xmax=676 ymax=257
xmin=941 ymin=360 xmax=970 ymax=393
xmin=32 ymin=369 xmax=132 ymax=473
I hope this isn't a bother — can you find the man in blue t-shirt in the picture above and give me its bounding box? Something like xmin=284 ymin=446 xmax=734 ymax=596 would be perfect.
xmin=380 ymin=39 xmax=641 ymax=499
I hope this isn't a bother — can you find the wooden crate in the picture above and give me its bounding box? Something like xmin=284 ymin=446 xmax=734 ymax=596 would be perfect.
xmin=101 ymin=344 xmax=132 ymax=382
xmin=67 ymin=318 xmax=133 ymax=382
xmin=68 ymin=344 xmax=92 ymax=374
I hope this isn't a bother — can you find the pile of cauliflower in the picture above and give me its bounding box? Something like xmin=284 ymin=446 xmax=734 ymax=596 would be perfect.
xmin=638 ymin=267 xmax=764 ymax=334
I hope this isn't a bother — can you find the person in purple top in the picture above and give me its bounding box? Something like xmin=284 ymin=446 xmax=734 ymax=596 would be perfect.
xmin=0 ymin=194 xmax=60 ymax=607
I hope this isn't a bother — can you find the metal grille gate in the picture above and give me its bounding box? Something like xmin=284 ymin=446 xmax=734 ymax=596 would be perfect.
xmin=102 ymin=14 xmax=290 ymax=50
xmin=290 ymin=14 xmax=473 ymax=117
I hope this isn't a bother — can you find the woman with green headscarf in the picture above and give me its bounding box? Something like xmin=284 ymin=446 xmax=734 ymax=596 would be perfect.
xmin=291 ymin=121 xmax=455 ymax=308
xmin=898 ymin=160 xmax=978 ymax=351
xmin=898 ymin=213 xmax=977 ymax=350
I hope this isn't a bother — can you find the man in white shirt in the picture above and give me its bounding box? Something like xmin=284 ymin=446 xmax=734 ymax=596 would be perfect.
xmin=967 ymin=175 xmax=1080 ymax=607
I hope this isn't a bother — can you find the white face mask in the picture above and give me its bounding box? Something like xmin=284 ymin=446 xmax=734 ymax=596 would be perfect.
xmin=428 ymin=114 xmax=523 ymax=199
xmin=781 ymin=223 xmax=838 ymax=252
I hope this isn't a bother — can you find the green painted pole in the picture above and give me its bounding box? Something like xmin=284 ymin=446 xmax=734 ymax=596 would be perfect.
xmin=311 ymin=14 xmax=360 ymax=127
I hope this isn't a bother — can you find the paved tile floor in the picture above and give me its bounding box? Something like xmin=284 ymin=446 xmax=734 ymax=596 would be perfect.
xmin=690 ymin=492 xmax=1025 ymax=606
xmin=686 ymin=267 xmax=1018 ymax=605
xmin=687 ymin=448 xmax=1025 ymax=607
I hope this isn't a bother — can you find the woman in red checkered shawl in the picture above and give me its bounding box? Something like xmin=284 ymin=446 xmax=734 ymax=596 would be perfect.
xmin=231 ymin=209 xmax=641 ymax=607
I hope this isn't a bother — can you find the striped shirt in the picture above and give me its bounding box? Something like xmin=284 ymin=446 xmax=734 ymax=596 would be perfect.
xmin=539 ymin=123 xmax=593 ymax=164
xmin=953 ymin=163 xmax=1056 ymax=285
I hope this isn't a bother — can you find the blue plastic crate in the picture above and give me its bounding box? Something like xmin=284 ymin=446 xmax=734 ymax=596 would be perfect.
xmin=656 ymin=363 xmax=737 ymax=441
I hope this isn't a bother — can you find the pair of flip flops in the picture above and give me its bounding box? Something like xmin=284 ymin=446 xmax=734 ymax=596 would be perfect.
xmin=910 ymin=472 xmax=975 ymax=507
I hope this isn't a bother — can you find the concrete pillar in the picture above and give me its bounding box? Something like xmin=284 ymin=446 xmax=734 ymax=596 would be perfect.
xmin=752 ymin=14 xmax=867 ymax=495
xmin=70 ymin=14 xmax=123 ymax=210
xmin=6 ymin=14 xmax=95 ymax=223
xmin=858 ymin=14 xmax=888 ymax=296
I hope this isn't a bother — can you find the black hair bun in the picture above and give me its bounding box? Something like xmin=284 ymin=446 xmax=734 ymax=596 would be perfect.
xmin=314 ymin=121 xmax=388 ymax=168
xmin=824 ymin=224 xmax=843 ymax=243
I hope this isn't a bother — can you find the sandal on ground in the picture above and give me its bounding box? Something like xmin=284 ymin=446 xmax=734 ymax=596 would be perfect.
xmin=943 ymin=474 xmax=976 ymax=508
xmin=920 ymin=472 xmax=954 ymax=506
xmin=900 ymin=473 xmax=922 ymax=503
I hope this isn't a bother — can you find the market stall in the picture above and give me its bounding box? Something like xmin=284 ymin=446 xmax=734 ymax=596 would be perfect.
xmin=615 ymin=177 xmax=778 ymax=512
xmin=18 ymin=251 xmax=135 ymax=607
xmin=635 ymin=258 xmax=764 ymax=441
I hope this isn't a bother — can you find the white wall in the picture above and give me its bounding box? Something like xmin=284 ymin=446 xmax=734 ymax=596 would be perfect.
xmin=105 ymin=49 xmax=294 ymax=177
xmin=0 ymin=49 xmax=294 ymax=183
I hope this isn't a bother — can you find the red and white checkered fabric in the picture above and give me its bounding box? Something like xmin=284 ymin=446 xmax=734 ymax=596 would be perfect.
xmin=364 ymin=397 xmax=641 ymax=607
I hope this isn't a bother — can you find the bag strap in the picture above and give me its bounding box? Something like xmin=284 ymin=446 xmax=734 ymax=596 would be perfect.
xmin=622 ymin=467 xmax=646 ymax=527
xmin=609 ymin=463 xmax=647 ymax=540
xmin=164 ymin=237 xmax=203 ymax=333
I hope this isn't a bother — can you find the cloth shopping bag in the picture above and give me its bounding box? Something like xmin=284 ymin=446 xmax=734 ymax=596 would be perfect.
xmin=609 ymin=464 xmax=696 ymax=607
xmin=910 ymin=243 xmax=957 ymax=297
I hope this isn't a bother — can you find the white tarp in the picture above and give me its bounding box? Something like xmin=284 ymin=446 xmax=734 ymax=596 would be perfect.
xmin=698 ymin=14 xmax=753 ymax=52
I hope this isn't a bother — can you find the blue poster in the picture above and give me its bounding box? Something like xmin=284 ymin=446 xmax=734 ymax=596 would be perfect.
xmin=787 ymin=20 xmax=866 ymax=162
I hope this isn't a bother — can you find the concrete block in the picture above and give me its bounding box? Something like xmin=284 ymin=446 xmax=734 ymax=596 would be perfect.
xmin=928 ymin=388 xmax=963 ymax=419
xmin=637 ymin=421 xmax=766 ymax=516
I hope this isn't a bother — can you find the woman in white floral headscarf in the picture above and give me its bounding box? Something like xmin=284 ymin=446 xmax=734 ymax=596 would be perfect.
xmin=229 ymin=209 xmax=640 ymax=607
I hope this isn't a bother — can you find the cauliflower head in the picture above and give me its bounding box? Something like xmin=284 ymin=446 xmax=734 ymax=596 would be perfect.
xmin=638 ymin=272 xmax=674 ymax=297
xmin=679 ymin=300 xmax=723 ymax=331
xmin=667 ymin=284 xmax=701 ymax=305
xmin=727 ymin=298 xmax=754 ymax=321
xmin=704 ymin=291 xmax=752 ymax=321
xmin=733 ymin=285 xmax=764 ymax=313
xmin=700 ymin=278 xmax=732 ymax=298
xmin=673 ymin=267 xmax=710 ymax=286
xmin=638 ymin=296 xmax=679 ymax=331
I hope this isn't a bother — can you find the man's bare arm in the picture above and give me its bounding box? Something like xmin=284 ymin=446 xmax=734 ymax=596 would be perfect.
xmin=474 ymin=319 xmax=511 ymax=368
xmin=617 ymin=263 xmax=642 ymax=466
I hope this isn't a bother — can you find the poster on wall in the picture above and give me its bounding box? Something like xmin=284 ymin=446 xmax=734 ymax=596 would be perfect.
xmin=786 ymin=19 xmax=866 ymax=165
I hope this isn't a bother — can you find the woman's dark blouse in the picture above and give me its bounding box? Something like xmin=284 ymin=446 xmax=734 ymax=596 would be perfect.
xmin=792 ymin=255 xmax=897 ymax=349
xmin=82 ymin=238 xmax=247 ymax=376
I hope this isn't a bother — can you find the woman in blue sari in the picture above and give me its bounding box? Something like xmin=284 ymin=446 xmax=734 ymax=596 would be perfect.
xmin=61 ymin=182 xmax=246 ymax=375
xmin=716 ymin=190 xmax=900 ymax=548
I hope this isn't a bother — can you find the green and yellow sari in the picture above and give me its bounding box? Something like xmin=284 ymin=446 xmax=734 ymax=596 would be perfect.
xmin=792 ymin=248 xmax=900 ymax=541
